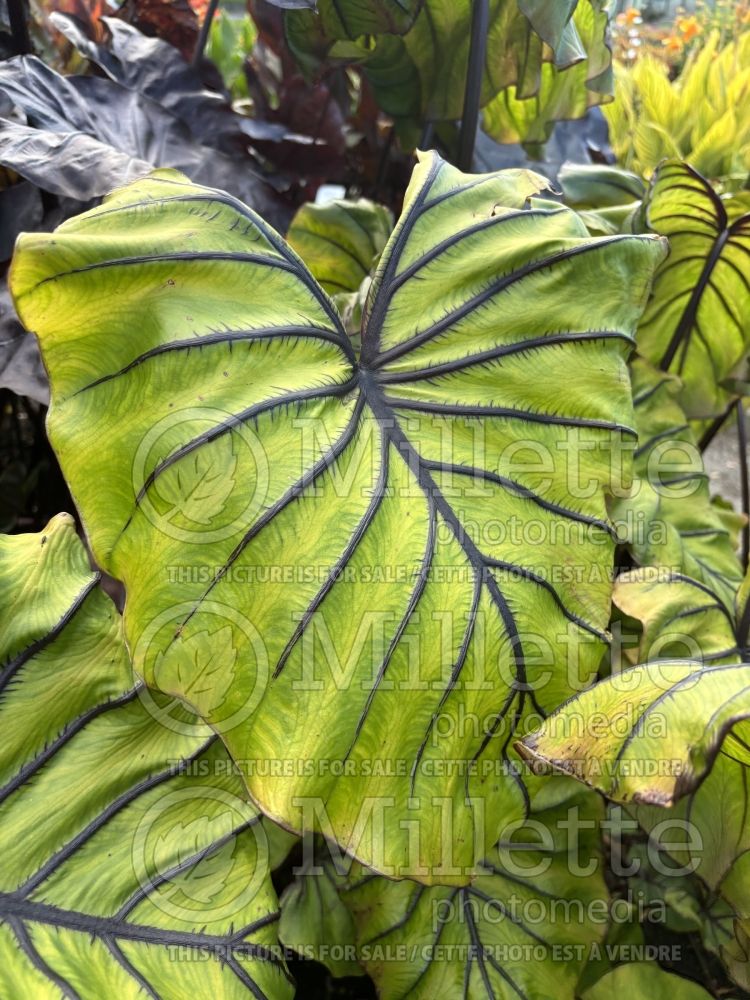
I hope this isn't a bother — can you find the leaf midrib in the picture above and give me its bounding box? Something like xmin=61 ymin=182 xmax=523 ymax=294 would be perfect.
xmin=657 ymin=214 xmax=730 ymax=372
xmin=360 ymin=370 xmax=535 ymax=717
xmin=0 ymin=892 xmax=279 ymax=958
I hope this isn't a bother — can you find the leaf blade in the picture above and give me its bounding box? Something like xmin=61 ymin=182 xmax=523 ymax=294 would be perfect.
xmin=0 ymin=515 xmax=292 ymax=999
xmin=11 ymin=154 xmax=666 ymax=882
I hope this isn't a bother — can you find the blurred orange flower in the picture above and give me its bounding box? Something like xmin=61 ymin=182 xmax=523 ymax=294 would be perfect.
xmin=188 ymin=0 xmax=208 ymax=18
xmin=662 ymin=34 xmax=684 ymax=53
xmin=676 ymin=15 xmax=701 ymax=40
xmin=616 ymin=6 xmax=642 ymax=26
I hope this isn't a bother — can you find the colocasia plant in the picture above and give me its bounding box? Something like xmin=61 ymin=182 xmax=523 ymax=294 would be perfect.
xmin=3 ymin=149 xmax=750 ymax=999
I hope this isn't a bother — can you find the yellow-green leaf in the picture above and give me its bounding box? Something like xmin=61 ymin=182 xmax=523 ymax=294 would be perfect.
xmin=286 ymin=197 xmax=392 ymax=297
xmin=637 ymin=161 xmax=750 ymax=421
xmin=0 ymin=515 xmax=292 ymax=999
xmin=611 ymin=357 xmax=743 ymax=609
xmin=10 ymin=152 xmax=665 ymax=883
xmin=340 ymin=780 xmax=608 ymax=998
xmin=519 ymin=660 xmax=750 ymax=806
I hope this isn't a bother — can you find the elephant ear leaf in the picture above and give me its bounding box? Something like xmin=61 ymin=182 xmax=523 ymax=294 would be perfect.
xmin=631 ymin=750 xmax=750 ymax=992
xmin=558 ymin=163 xmax=645 ymax=210
xmin=636 ymin=160 xmax=750 ymax=420
xmin=613 ymin=567 xmax=740 ymax=666
xmin=11 ymin=152 xmax=665 ymax=883
xmin=286 ymin=197 xmax=393 ymax=296
xmin=519 ymin=659 xmax=750 ymax=806
xmin=482 ymin=0 xmax=613 ymax=152
xmin=295 ymin=0 xmax=422 ymax=38
xmin=582 ymin=962 xmax=713 ymax=999
xmin=286 ymin=197 xmax=393 ymax=342
xmin=278 ymin=856 xmax=362 ymax=979
xmin=339 ymin=781 xmax=608 ymax=999
xmin=0 ymin=514 xmax=291 ymax=1000
xmin=287 ymin=0 xmax=613 ymax=143
xmin=611 ymin=357 xmax=743 ymax=610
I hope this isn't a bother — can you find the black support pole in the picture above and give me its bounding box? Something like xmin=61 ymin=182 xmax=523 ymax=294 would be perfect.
xmin=192 ymin=0 xmax=221 ymax=68
xmin=457 ymin=0 xmax=489 ymax=171
xmin=737 ymin=399 xmax=749 ymax=572
xmin=698 ymin=402 xmax=735 ymax=453
xmin=6 ymin=0 xmax=32 ymax=55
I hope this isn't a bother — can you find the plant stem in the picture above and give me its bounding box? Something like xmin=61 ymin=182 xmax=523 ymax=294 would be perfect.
xmin=457 ymin=0 xmax=489 ymax=171
xmin=737 ymin=399 xmax=749 ymax=572
xmin=191 ymin=0 xmax=220 ymax=68
xmin=419 ymin=120 xmax=435 ymax=150
xmin=659 ymin=229 xmax=729 ymax=372
xmin=6 ymin=0 xmax=32 ymax=55
xmin=698 ymin=401 xmax=735 ymax=452
xmin=373 ymin=126 xmax=394 ymax=200
xmin=738 ymin=593 xmax=750 ymax=660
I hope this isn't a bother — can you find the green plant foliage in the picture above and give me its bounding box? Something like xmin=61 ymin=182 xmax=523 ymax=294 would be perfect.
xmin=4 ymin=0 xmax=750 ymax=994
xmin=0 ymin=514 xmax=292 ymax=999
xmin=291 ymin=0 xmax=423 ymax=39
xmin=337 ymin=779 xmax=608 ymax=998
xmin=482 ymin=0 xmax=612 ymax=153
xmin=520 ymin=550 xmax=750 ymax=994
xmin=559 ymin=164 xmax=646 ymax=209
xmin=206 ymin=12 xmax=257 ymax=101
xmin=636 ymin=161 xmax=750 ymax=422
xmin=286 ymin=196 xmax=393 ymax=338
xmin=557 ymin=163 xmax=645 ymax=236
xmin=633 ymin=751 xmax=750 ymax=991
xmin=604 ymin=32 xmax=750 ymax=188
xmin=286 ymin=197 xmax=392 ymax=296
xmin=263 ymin=819 xmax=299 ymax=873
xmin=284 ymin=0 xmax=614 ymax=149
xmin=610 ymin=357 xmax=744 ymax=609
xmin=278 ymin=856 xmax=362 ymax=978
xmin=613 ymin=567 xmax=740 ymax=665
xmin=582 ymin=961 xmax=713 ymax=999
xmin=9 ymin=153 xmax=665 ymax=884
xmin=519 ymin=658 xmax=750 ymax=806
xmin=517 ymin=0 xmax=578 ymax=48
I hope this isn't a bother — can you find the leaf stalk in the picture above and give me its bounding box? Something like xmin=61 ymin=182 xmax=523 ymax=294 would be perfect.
xmin=457 ymin=0 xmax=489 ymax=171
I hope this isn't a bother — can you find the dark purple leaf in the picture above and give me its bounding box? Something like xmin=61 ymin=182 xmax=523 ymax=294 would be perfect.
xmin=0 ymin=56 xmax=290 ymax=228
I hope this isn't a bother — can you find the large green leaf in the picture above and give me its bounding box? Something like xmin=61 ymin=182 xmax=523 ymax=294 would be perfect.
xmin=482 ymin=0 xmax=613 ymax=152
xmin=518 ymin=660 xmax=750 ymax=805
xmin=633 ymin=750 xmax=750 ymax=992
xmin=582 ymin=962 xmax=712 ymax=1000
xmin=637 ymin=160 xmax=750 ymax=421
xmin=286 ymin=197 xmax=392 ymax=297
xmin=285 ymin=0 xmax=612 ymax=146
xmin=338 ymin=779 xmax=608 ymax=998
xmin=613 ymin=567 xmax=740 ymax=666
xmin=0 ymin=514 xmax=292 ymax=999
xmin=611 ymin=357 xmax=743 ymax=610
xmin=10 ymin=152 xmax=665 ymax=883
